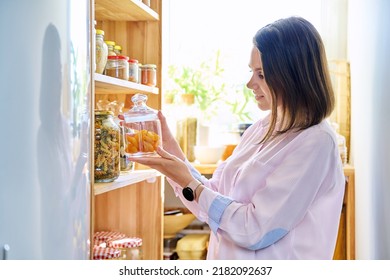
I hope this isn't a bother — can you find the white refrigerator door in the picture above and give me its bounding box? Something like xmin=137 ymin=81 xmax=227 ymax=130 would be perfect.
xmin=0 ymin=0 xmax=92 ymax=259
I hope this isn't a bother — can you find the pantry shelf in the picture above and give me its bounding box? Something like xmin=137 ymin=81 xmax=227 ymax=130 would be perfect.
xmin=94 ymin=73 xmax=159 ymax=95
xmin=94 ymin=169 xmax=160 ymax=195
xmin=95 ymin=0 xmax=159 ymax=21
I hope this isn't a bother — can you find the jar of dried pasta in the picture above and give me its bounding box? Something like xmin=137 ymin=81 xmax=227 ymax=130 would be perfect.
xmin=94 ymin=110 xmax=120 ymax=182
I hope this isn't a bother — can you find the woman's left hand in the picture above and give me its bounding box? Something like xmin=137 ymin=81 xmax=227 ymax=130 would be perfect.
xmin=129 ymin=146 xmax=194 ymax=188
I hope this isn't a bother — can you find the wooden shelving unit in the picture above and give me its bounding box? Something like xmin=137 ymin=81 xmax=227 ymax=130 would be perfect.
xmin=92 ymin=0 xmax=163 ymax=260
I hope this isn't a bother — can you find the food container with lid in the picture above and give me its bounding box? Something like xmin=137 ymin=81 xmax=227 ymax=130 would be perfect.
xmin=105 ymin=55 xmax=129 ymax=80
xmin=128 ymin=59 xmax=139 ymax=83
xmin=107 ymin=237 xmax=143 ymax=260
xmin=94 ymin=111 xmax=121 ymax=182
xmin=105 ymin=40 xmax=116 ymax=56
xmin=93 ymin=245 xmax=121 ymax=260
xmin=140 ymin=64 xmax=157 ymax=87
xmin=123 ymin=94 xmax=162 ymax=157
xmin=94 ymin=231 xmax=127 ymax=245
xmin=176 ymin=234 xmax=209 ymax=260
xmin=95 ymin=29 xmax=108 ymax=74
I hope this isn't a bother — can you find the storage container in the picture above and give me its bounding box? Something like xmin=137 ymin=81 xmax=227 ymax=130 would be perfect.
xmin=105 ymin=55 xmax=129 ymax=80
xmin=140 ymin=64 xmax=157 ymax=87
xmin=93 ymin=245 xmax=121 ymax=260
xmin=105 ymin=40 xmax=116 ymax=56
xmin=176 ymin=234 xmax=209 ymax=260
xmin=128 ymin=59 xmax=139 ymax=83
xmin=123 ymin=94 xmax=162 ymax=157
xmin=107 ymin=237 xmax=143 ymax=260
xmin=94 ymin=111 xmax=121 ymax=182
xmin=95 ymin=29 xmax=108 ymax=74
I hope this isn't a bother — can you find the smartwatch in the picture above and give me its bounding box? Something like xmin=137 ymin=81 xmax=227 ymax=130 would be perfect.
xmin=182 ymin=180 xmax=201 ymax=201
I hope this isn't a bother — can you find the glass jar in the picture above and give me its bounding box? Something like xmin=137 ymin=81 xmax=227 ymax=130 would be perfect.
xmin=123 ymin=94 xmax=162 ymax=157
xmin=94 ymin=110 xmax=121 ymax=182
xmin=93 ymin=245 xmax=121 ymax=260
xmin=105 ymin=55 xmax=129 ymax=80
xmin=105 ymin=40 xmax=117 ymax=56
xmin=140 ymin=64 xmax=157 ymax=87
xmin=114 ymin=44 xmax=122 ymax=55
xmin=95 ymin=29 xmax=108 ymax=74
xmin=107 ymin=237 xmax=143 ymax=260
xmin=128 ymin=59 xmax=139 ymax=83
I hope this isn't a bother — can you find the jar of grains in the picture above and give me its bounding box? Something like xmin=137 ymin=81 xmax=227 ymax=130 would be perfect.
xmin=140 ymin=64 xmax=157 ymax=87
xmin=94 ymin=110 xmax=121 ymax=183
xmin=105 ymin=55 xmax=129 ymax=80
xmin=95 ymin=29 xmax=108 ymax=74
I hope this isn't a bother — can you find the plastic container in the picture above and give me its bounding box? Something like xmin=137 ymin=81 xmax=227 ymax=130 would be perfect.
xmin=95 ymin=29 xmax=108 ymax=74
xmin=105 ymin=55 xmax=129 ymax=80
xmin=123 ymin=94 xmax=162 ymax=157
xmin=176 ymin=234 xmax=209 ymax=260
xmin=107 ymin=237 xmax=143 ymax=260
xmin=140 ymin=64 xmax=157 ymax=87
xmin=128 ymin=59 xmax=139 ymax=83
xmin=94 ymin=111 xmax=121 ymax=182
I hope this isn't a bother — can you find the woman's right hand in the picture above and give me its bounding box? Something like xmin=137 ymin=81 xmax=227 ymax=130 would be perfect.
xmin=157 ymin=111 xmax=186 ymax=161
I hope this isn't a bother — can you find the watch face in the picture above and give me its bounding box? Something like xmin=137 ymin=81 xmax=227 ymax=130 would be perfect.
xmin=182 ymin=187 xmax=194 ymax=201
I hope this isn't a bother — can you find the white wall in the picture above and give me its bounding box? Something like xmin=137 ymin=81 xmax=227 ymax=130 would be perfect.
xmin=348 ymin=0 xmax=390 ymax=259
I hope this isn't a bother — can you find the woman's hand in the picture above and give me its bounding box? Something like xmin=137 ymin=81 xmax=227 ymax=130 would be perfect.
xmin=157 ymin=111 xmax=186 ymax=161
xmin=129 ymin=146 xmax=194 ymax=188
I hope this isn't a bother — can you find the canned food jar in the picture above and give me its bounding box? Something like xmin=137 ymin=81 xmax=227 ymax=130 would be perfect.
xmin=107 ymin=237 xmax=143 ymax=260
xmin=128 ymin=59 xmax=139 ymax=83
xmin=95 ymin=29 xmax=108 ymax=74
xmin=105 ymin=40 xmax=116 ymax=56
xmin=105 ymin=55 xmax=129 ymax=80
xmin=94 ymin=231 xmax=127 ymax=245
xmin=123 ymin=94 xmax=162 ymax=157
xmin=140 ymin=64 xmax=157 ymax=87
xmin=94 ymin=111 xmax=121 ymax=182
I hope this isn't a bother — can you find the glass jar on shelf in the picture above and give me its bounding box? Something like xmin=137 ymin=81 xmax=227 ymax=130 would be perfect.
xmin=123 ymin=94 xmax=162 ymax=157
xmin=95 ymin=29 xmax=108 ymax=74
xmin=107 ymin=237 xmax=143 ymax=260
xmin=140 ymin=64 xmax=157 ymax=87
xmin=128 ymin=59 xmax=139 ymax=83
xmin=114 ymin=44 xmax=122 ymax=55
xmin=105 ymin=55 xmax=129 ymax=80
xmin=94 ymin=110 xmax=121 ymax=183
xmin=105 ymin=40 xmax=116 ymax=56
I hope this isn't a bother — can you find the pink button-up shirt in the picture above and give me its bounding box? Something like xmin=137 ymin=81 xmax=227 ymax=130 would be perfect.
xmin=169 ymin=115 xmax=345 ymax=259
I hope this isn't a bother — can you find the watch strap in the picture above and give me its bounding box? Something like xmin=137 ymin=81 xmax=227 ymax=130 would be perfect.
xmin=182 ymin=180 xmax=201 ymax=201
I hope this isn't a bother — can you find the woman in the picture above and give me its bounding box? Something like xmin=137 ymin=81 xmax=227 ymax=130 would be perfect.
xmin=130 ymin=16 xmax=345 ymax=259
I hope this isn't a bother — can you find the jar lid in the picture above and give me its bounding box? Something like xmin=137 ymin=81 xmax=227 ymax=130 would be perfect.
xmin=107 ymin=55 xmax=129 ymax=61
xmin=114 ymin=45 xmax=122 ymax=51
xmin=93 ymin=245 xmax=121 ymax=260
xmin=128 ymin=59 xmax=139 ymax=63
xmin=105 ymin=40 xmax=116 ymax=46
xmin=124 ymin=94 xmax=158 ymax=122
xmin=96 ymin=29 xmax=104 ymax=35
xmin=108 ymin=237 xmax=142 ymax=248
xmin=94 ymin=231 xmax=126 ymax=243
xmin=141 ymin=64 xmax=157 ymax=69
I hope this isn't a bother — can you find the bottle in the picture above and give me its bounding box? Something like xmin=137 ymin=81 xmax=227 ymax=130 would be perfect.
xmin=123 ymin=94 xmax=162 ymax=157
xmin=95 ymin=29 xmax=108 ymax=74
xmin=114 ymin=44 xmax=122 ymax=55
xmin=94 ymin=110 xmax=121 ymax=182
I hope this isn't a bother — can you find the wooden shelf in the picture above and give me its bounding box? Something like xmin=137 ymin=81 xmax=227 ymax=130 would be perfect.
xmin=94 ymin=169 xmax=160 ymax=195
xmin=95 ymin=0 xmax=159 ymax=21
xmin=95 ymin=73 xmax=159 ymax=95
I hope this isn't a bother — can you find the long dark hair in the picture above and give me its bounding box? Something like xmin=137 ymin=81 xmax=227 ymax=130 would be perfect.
xmin=253 ymin=16 xmax=334 ymax=143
